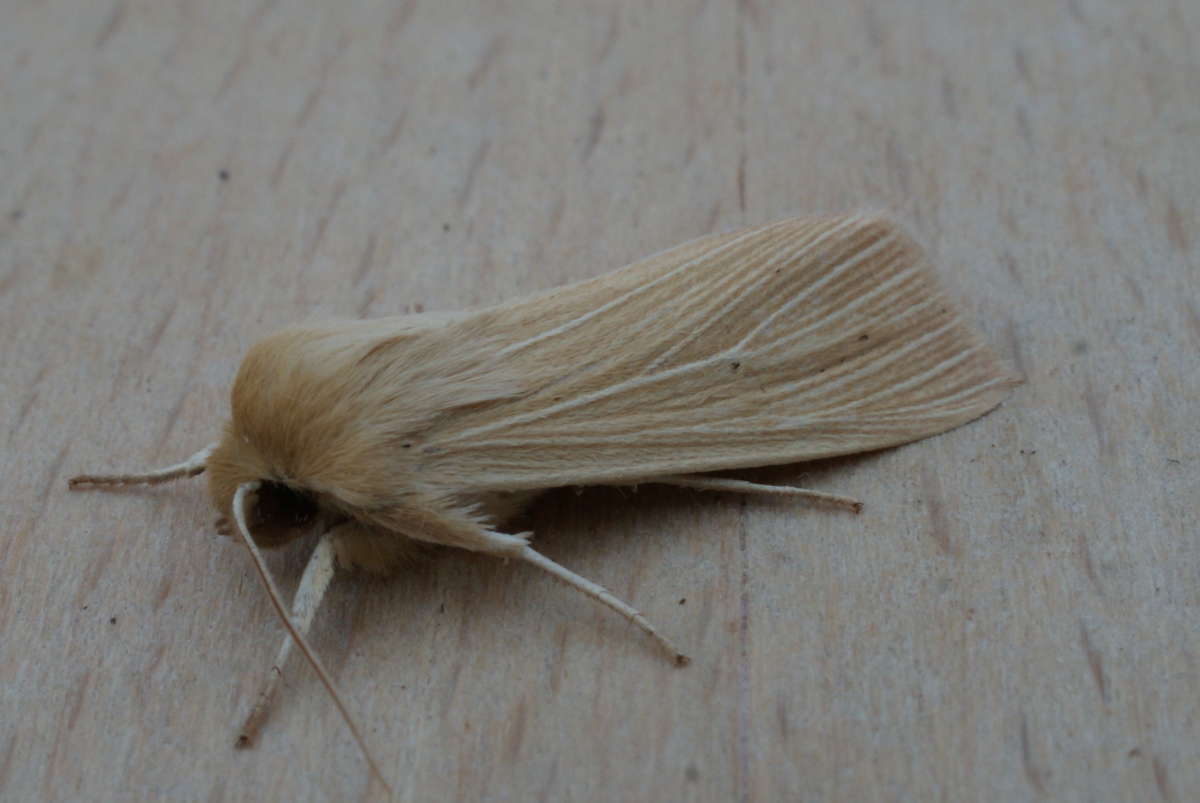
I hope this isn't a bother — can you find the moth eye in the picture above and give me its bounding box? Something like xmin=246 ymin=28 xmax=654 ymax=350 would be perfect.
xmin=255 ymin=481 xmax=319 ymax=522
xmin=246 ymin=481 xmax=321 ymax=548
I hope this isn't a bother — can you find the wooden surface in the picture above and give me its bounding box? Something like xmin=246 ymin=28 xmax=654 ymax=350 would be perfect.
xmin=2 ymin=1 xmax=1197 ymax=801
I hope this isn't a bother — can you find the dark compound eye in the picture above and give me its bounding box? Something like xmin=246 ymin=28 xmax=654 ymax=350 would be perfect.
xmin=248 ymin=481 xmax=320 ymax=547
xmin=256 ymin=481 xmax=318 ymax=526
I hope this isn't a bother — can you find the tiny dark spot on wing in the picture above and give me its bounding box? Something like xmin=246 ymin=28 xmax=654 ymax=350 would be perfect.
xmin=109 ymin=616 xmax=117 ymax=625
xmin=678 ymin=598 xmax=686 ymax=605
xmin=443 ymin=222 xmax=451 ymax=232
xmin=218 ymin=169 xmax=230 ymax=181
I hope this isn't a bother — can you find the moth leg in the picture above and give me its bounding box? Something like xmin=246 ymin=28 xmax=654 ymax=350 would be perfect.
xmin=647 ymin=475 xmax=863 ymax=514
xmin=236 ymin=532 xmax=337 ymax=748
xmin=513 ymin=544 xmax=690 ymax=666
xmin=68 ymin=443 xmax=218 ymax=489
xmin=230 ymin=485 xmax=392 ymax=794
xmin=367 ymin=496 xmax=688 ymax=663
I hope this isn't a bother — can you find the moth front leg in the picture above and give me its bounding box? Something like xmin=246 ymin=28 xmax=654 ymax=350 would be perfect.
xmin=236 ymin=518 xmax=420 ymax=746
xmin=236 ymin=532 xmax=337 ymax=748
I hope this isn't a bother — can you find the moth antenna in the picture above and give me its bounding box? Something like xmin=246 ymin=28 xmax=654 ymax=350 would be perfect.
xmin=236 ymin=532 xmax=336 ymax=749
xmin=68 ymin=443 xmax=218 ymax=489
xmin=516 ymin=544 xmax=690 ymax=666
xmin=232 ymin=484 xmax=394 ymax=798
xmin=649 ymin=476 xmax=863 ymax=514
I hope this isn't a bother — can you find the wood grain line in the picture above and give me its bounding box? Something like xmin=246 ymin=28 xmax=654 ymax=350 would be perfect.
xmin=921 ymin=465 xmax=954 ymax=557
xmin=1078 ymin=621 xmax=1108 ymax=703
xmin=582 ymin=107 xmax=606 ymax=161
xmin=1082 ymin=375 xmax=1111 ymax=459
xmin=1165 ymin=198 xmax=1189 ymax=252
xmin=736 ymin=500 xmax=752 ymax=803
xmin=1154 ymin=756 xmax=1175 ymax=802
xmin=305 ymin=180 xmax=347 ymax=262
xmin=468 ymin=35 xmax=506 ymax=91
xmin=458 ymin=140 xmax=491 ymax=209
xmin=95 ymin=0 xmax=125 ymax=50
xmin=0 ymin=733 xmax=16 ymax=796
xmin=1019 ymin=711 xmax=1048 ymax=795
xmin=353 ymin=232 xmax=379 ymax=285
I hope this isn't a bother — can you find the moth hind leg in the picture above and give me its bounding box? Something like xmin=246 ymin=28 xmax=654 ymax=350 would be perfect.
xmin=380 ymin=496 xmax=688 ymax=664
xmin=68 ymin=443 xmax=218 ymax=489
xmin=516 ymin=544 xmax=690 ymax=666
xmin=648 ymin=475 xmax=863 ymax=513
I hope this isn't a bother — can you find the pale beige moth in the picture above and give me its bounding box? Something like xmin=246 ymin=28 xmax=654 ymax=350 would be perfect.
xmin=71 ymin=214 xmax=1019 ymax=781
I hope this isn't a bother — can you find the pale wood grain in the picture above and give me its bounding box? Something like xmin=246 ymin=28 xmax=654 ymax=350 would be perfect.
xmin=2 ymin=1 xmax=1196 ymax=801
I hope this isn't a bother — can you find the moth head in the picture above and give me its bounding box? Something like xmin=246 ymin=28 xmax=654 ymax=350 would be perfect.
xmin=207 ymin=432 xmax=324 ymax=549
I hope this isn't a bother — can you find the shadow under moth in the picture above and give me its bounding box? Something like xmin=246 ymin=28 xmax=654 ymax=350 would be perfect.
xmin=70 ymin=215 xmax=1018 ymax=791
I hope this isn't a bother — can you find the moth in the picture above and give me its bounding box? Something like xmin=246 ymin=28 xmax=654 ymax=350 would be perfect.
xmin=70 ymin=215 xmax=1018 ymax=786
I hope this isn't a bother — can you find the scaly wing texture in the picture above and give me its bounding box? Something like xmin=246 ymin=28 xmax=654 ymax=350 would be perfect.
xmin=410 ymin=215 xmax=1019 ymax=494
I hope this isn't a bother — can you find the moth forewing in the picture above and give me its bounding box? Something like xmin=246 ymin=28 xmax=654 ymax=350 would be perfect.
xmin=68 ymin=213 xmax=1018 ymax=774
xmin=403 ymin=215 xmax=1018 ymax=492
